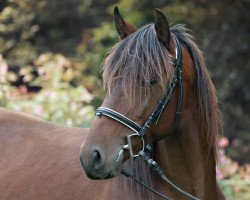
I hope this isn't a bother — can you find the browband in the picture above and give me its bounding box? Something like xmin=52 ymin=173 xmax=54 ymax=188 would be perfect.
xmin=96 ymin=107 xmax=142 ymax=133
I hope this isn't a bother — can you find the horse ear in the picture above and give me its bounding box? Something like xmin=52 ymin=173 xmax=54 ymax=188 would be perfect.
xmin=114 ymin=7 xmax=137 ymax=39
xmin=154 ymin=8 xmax=170 ymax=50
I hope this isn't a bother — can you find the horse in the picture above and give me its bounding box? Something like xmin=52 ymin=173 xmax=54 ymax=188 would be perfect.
xmin=0 ymin=7 xmax=226 ymax=200
xmin=80 ymin=7 xmax=226 ymax=200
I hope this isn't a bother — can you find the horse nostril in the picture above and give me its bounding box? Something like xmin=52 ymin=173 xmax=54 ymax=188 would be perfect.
xmin=90 ymin=149 xmax=103 ymax=169
xmin=92 ymin=149 xmax=101 ymax=163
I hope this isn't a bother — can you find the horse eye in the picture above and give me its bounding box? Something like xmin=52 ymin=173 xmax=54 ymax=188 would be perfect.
xmin=141 ymin=79 xmax=157 ymax=87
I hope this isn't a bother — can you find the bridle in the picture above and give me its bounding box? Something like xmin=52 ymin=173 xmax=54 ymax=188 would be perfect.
xmin=95 ymin=34 xmax=200 ymax=200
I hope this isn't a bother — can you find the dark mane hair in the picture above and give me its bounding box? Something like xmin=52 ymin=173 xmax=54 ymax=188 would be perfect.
xmin=171 ymin=24 xmax=221 ymax=158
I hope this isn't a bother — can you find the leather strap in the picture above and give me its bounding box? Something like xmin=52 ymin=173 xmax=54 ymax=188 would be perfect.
xmin=96 ymin=107 xmax=142 ymax=133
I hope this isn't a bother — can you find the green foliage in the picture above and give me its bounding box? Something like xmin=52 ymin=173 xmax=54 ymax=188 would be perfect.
xmin=0 ymin=53 xmax=95 ymax=127
xmin=219 ymin=179 xmax=250 ymax=200
xmin=0 ymin=0 xmax=38 ymax=67
xmin=6 ymin=87 xmax=94 ymax=127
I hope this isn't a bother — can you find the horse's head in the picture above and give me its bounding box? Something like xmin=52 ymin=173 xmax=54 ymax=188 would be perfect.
xmin=80 ymin=7 xmax=195 ymax=180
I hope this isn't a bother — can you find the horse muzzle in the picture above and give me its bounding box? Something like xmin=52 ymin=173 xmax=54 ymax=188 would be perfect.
xmin=79 ymin=146 xmax=124 ymax=180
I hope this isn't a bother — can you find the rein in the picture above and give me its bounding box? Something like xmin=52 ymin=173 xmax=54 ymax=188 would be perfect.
xmin=95 ymin=34 xmax=200 ymax=200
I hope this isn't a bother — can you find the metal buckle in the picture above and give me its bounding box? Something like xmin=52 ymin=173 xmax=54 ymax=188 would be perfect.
xmin=123 ymin=133 xmax=145 ymax=158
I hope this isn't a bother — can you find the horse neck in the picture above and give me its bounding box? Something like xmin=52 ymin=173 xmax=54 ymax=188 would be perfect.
xmin=152 ymin=119 xmax=219 ymax=199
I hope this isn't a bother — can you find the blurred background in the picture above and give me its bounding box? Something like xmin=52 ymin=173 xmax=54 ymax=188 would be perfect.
xmin=0 ymin=0 xmax=249 ymax=199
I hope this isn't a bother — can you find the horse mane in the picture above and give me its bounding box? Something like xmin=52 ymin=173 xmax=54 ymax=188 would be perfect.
xmin=171 ymin=24 xmax=221 ymax=159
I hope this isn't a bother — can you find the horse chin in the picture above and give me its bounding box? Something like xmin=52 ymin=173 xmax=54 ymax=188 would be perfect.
xmin=86 ymin=168 xmax=120 ymax=180
xmin=104 ymin=168 xmax=120 ymax=179
xmin=104 ymin=148 xmax=124 ymax=179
